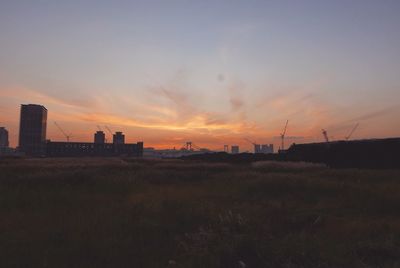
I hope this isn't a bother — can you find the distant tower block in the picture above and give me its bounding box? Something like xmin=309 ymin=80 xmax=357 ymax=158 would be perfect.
xmin=231 ymin=145 xmax=239 ymax=154
xmin=224 ymin=145 xmax=229 ymax=152
xmin=113 ymin=132 xmax=125 ymax=144
xmin=254 ymin=144 xmax=261 ymax=153
xmin=261 ymin=144 xmax=274 ymax=154
xmin=19 ymin=104 xmax=47 ymax=156
xmin=0 ymin=127 xmax=9 ymax=148
xmin=94 ymin=131 xmax=105 ymax=144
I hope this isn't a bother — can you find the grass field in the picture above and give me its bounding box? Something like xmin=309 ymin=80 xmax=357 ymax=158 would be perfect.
xmin=1 ymin=158 xmax=400 ymax=267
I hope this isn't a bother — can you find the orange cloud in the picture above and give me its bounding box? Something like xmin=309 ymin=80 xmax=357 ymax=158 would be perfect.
xmin=2 ymin=81 xmax=399 ymax=150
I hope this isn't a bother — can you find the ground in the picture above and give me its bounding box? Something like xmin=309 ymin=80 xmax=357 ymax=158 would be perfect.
xmin=0 ymin=158 xmax=399 ymax=268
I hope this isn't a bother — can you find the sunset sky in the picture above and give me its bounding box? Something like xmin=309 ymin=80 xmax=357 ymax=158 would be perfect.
xmin=1 ymin=0 xmax=400 ymax=151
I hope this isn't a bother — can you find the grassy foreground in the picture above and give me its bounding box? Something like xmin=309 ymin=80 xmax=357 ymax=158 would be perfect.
xmin=0 ymin=158 xmax=400 ymax=268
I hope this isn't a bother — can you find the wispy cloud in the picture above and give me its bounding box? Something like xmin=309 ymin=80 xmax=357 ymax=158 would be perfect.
xmin=2 ymin=77 xmax=399 ymax=149
xmin=228 ymin=80 xmax=245 ymax=112
xmin=0 ymin=86 xmax=96 ymax=110
xmin=348 ymin=107 xmax=394 ymax=122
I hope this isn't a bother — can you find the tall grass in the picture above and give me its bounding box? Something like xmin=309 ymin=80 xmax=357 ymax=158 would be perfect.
xmin=0 ymin=158 xmax=399 ymax=267
xmin=252 ymin=160 xmax=327 ymax=171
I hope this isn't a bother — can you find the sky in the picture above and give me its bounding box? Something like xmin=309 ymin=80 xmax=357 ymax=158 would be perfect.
xmin=1 ymin=0 xmax=400 ymax=151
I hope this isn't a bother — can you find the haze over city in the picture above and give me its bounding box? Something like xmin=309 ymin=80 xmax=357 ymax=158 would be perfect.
xmin=1 ymin=0 xmax=400 ymax=150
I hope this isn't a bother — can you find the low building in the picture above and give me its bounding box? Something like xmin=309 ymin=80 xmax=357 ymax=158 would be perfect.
xmin=254 ymin=143 xmax=273 ymax=154
xmin=261 ymin=144 xmax=274 ymax=154
xmin=231 ymin=145 xmax=239 ymax=154
xmin=46 ymin=141 xmax=143 ymax=157
xmin=286 ymin=138 xmax=400 ymax=168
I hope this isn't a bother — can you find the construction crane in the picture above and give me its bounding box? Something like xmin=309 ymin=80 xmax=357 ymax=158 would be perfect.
xmin=54 ymin=122 xmax=72 ymax=142
xmin=244 ymin=138 xmax=256 ymax=146
xmin=104 ymin=125 xmax=113 ymax=136
xmin=346 ymin=123 xmax=359 ymax=140
xmin=322 ymin=129 xmax=329 ymax=143
xmin=280 ymin=120 xmax=289 ymax=150
xmin=244 ymin=138 xmax=261 ymax=153
xmin=104 ymin=125 xmax=114 ymax=143
xmin=244 ymin=138 xmax=255 ymax=151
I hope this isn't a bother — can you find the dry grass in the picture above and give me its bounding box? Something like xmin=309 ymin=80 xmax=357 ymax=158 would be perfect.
xmin=0 ymin=158 xmax=399 ymax=267
xmin=252 ymin=160 xmax=327 ymax=171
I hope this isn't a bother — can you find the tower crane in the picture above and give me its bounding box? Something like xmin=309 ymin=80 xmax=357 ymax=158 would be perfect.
xmin=104 ymin=126 xmax=114 ymax=143
xmin=322 ymin=129 xmax=329 ymax=143
xmin=346 ymin=123 xmax=359 ymax=140
xmin=244 ymin=138 xmax=260 ymax=153
xmin=54 ymin=122 xmax=72 ymax=142
xmin=244 ymin=138 xmax=256 ymax=146
xmin=280 ymin=120 xmax=289 ymax=150
xmin=104 ymin=126 xmax=113 ymax=136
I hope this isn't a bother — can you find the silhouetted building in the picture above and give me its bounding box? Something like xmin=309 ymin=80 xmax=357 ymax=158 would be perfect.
xmin=113 ymin=132 xmax=125 ymax=144
xmin=182 ymin=138 xmax=400 ymax=169
xmin=286 ymin=138 xmax=400 ymax=168
xmin=253 ymin=143 xmax=273 ymax=154
xmin=261 ymin=144 xmax=274 ymax=154
xmin=223 ymin=145 xmax=229 ymax=152
xmin=46 ymin=141 xmax=143 ymax=157
xmin=19 ymin=104 xmax=47 ymax=156
xmin=0 ymin=127 xmax=9 ymax=148
xmin=231 ymin=145 xmax=239 ymax=154
xmin=94 ymin=131 xmax=105 ymax=144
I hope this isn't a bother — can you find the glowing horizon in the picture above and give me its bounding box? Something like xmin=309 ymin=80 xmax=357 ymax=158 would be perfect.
xmin=1 ymin=85 xmax=399 ymax=151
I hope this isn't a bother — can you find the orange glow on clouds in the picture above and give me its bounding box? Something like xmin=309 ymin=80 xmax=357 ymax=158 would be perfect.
xmin=1 ymin=84 xmax=399 ymax=150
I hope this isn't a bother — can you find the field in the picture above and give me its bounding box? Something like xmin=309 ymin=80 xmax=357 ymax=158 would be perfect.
xmin=1 ymin=158 xmax=400 ymax=268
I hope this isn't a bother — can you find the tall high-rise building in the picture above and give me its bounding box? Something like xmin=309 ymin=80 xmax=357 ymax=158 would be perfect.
xmin=0 ymin=127 xmax=9 ymax=148
xmin=113 ymin=132 xmax=125 ymax=144
xmin=19 ymin=104 xmax=47 ymax=156
xmin=94 ymin=131 xmax=105 ymax=144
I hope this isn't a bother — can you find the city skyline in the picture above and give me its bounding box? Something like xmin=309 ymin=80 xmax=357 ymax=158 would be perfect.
xmin=1 ymin=1 xmax=400 ymax=150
